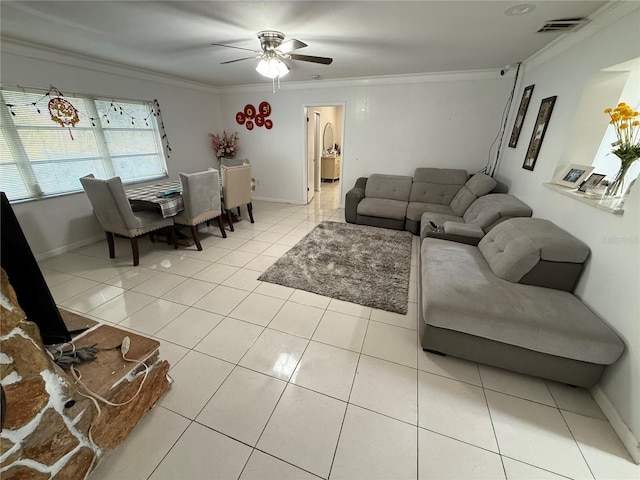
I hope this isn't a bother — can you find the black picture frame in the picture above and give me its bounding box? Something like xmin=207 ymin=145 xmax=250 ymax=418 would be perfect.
xmin=523 ymin=96 xmax=557 ymax=171
xmin=509 ymin=84 xmax=535 ymax=148
xmin=578 ymin=173 xmax=606 ymax=192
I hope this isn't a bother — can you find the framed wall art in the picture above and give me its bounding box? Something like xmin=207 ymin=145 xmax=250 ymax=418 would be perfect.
xmin=552 ymin=163 xmax=595 ymax=188
xmin=509 ymin=84 xmax=534 ymax=148
xmin=522 ymin=95 xmax=557 ymax=171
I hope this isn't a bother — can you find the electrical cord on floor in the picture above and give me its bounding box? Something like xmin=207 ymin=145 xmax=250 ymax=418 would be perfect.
xmin=47 ymin=336 xmax=151 ymax=479
xmin=70 ymin=336 xmax=150 ymax=408
xmin=74 ymin=336 xmax=151 ymax=478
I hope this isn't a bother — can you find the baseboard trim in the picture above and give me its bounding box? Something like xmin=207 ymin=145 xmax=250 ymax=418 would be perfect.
xmin=34 ymin=233 xmax=105 ymax=261
xmin=591 ymin=384 xmax=640 ymax=464
xmin=251 ymin=195 xmax=305 ymax=205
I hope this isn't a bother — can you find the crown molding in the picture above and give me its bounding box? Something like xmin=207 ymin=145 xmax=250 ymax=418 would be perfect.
xmin=0 ymin=37 xmax=220 ymax=94
xmin=524 ymin=1 xmax=640 ymax=71
xmin=217 ymin=69 xmax=505 ymax=95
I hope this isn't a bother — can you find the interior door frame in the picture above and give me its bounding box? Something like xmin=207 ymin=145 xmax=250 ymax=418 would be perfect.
xmin=302 ymin=101 xmax=346 ymax=205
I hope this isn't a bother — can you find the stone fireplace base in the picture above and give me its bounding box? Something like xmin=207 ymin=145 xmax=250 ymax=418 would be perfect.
xmin=0 ymin=269 xmax=170 ymax=478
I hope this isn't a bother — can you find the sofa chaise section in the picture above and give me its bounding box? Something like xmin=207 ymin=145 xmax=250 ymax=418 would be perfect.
xmin=419 ymin=218 xmax=624 ymax=387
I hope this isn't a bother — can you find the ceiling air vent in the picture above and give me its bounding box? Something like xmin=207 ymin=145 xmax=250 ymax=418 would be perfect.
xmin=537 ymin=18 xmax=588 ymax=32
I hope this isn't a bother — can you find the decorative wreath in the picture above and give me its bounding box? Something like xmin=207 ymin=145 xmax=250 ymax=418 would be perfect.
xmin=48 ymin=97 xmax=80 ymax=128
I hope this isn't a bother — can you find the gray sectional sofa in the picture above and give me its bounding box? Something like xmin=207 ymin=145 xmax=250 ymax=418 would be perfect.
xmin=345 ymin=168 xmax=532 ymax=243
xmin=419 ymin=218 xmax=624 ymax=387
xmin=345 ymin=168 xmax=624 ymax=387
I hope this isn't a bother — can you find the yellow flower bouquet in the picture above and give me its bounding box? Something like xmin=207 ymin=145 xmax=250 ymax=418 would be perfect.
xmin=604 ymin=102 xmax=640 ymax=196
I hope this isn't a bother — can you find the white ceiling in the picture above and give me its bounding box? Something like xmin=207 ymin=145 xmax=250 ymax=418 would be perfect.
xmin=0 ymin=1 xmax=612 ymax=87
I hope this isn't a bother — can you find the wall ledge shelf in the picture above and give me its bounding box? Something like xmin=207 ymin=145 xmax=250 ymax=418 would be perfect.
xmin=543 ymin=182 xmax=625 ymax=215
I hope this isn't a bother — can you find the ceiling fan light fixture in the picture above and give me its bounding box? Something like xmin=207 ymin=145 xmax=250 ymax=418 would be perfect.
xmin=256 ymin=55 xmax=289 ymax=79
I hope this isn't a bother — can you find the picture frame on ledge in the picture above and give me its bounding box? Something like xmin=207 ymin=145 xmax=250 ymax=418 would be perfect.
xmin=552 ymin=163 xmax=595 ymax=189
xmin=509 ymin=84 xmax=535 ymax=148
xmin=522 ymin=95 xmax=557 ymax=171
xmin=577 ymin=172 xmax=606 ymax=192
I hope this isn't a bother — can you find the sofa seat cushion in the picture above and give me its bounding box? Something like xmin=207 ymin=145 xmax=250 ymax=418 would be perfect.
xmin=357 ymin=197 xmax=408 ymax=220
xmin=421 ymin=238 xmax=624 ymax=365
xmin=364 ymin=174 xmax=412 ymax=201
xmin=479 ymin=218 xmax=589 ymax=283
xmin=406 ymin=202 xmax=455 ymax=222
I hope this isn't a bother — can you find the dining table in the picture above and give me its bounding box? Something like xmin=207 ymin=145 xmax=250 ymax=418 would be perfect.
xmin=125 ymin=180 xmax=184 ymax=218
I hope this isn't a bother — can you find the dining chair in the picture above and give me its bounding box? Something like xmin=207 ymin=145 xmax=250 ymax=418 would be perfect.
xmin=173 ymin=170 xmax=226 ymax=251
xmin=79 ymin=174 xmax=177 ymax=266
xmin=221 ymin=164 xmax=254 ymax=232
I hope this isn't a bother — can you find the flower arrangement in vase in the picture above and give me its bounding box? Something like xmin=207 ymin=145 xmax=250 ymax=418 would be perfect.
xmin=603 ymin=102 xmax=640 ymax=197
xmin=209 ymin=131 xmax=239 ymax=160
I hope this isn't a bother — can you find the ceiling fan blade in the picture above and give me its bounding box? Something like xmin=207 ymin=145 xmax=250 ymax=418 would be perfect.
xmin=289 ymin=53 xmax=333 ymax=65
xmin=211 ymin=42 xmax=260 ymax=54
xmin=220 ymin=57 xmax=256 ymax=65
xmin=278 ymin=38 xmax=307 ymax=54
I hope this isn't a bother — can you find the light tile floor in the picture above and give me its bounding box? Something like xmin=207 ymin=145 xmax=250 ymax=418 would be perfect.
xmin=38 ymin=181 xmax=638 ymax=479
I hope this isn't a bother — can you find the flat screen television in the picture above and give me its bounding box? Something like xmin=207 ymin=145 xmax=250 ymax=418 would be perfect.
xmin=1 ymin=192 xmax=71 ymax=345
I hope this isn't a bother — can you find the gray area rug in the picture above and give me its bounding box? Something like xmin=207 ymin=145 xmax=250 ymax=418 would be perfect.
xmin=258 ymin=221 xmax=413 ymax=314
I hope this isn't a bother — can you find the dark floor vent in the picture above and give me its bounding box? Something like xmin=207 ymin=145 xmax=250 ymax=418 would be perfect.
xmin=537 ymin=18 xmax=588 ymax=32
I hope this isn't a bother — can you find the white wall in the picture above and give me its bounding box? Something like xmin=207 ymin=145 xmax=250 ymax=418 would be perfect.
xmin=2 ymin=40 xmax=512 ymax=255
xmin=1 ymin=42 xmax=223 ymax=257
xmin=218 ymin=74 xmax=513 ymax=205
xmin=496 ymin=9 xmax=640 ymax=451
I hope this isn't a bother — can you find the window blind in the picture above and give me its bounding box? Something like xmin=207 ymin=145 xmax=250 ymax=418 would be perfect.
xmin=0 ymin=89 xmax=168 ymax=201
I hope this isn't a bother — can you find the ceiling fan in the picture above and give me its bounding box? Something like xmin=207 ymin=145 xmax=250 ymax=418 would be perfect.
xmin=212 ymin=31 xmax=333 ymax=79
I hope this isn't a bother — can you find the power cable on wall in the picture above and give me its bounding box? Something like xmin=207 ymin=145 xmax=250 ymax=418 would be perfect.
xmin=481 ymin=62 xmax=522 ymax=177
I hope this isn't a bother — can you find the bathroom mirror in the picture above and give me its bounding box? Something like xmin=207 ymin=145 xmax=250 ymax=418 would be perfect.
xmin=323 ymin=122 xmax=335 ymax=152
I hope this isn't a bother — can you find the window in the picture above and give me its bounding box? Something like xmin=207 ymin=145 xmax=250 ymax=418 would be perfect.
xmin=591 ymin=60 xmax=639 ymax=186
xmin=0 ymin=89 xmax=168 ymax=202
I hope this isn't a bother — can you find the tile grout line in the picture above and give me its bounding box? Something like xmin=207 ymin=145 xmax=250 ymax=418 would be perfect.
xmin=326 ymin=312 xmax=372 ymax=480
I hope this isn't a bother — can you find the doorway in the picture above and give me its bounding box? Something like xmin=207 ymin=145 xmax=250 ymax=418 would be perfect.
xmin=304 ymin=104 xmax=344 ymax=205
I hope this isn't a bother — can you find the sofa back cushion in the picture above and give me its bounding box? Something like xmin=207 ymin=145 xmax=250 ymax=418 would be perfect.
xmin=463 ymin=194 xmax=532 ymax=230
xmin=449 ymin=173 xmax=497 ymax=216
xmin=365 ymin=174 xmax=412 ymax=202
xmin=478 ymin=218 xmax=589 ymax=284
xmin=409 ymin=168 xmax=468 ymax=205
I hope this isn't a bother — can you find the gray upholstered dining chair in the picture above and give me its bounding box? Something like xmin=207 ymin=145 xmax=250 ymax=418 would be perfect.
xmin=79 ymin=174 xmax=177 ymax=266
xmin=173 ymin=170 xmax=226 ymax=251
xmin=221 ymin=164 xmax=254 ymax=232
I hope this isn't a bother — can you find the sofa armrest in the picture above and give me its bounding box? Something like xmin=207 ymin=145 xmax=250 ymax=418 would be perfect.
xmin=424 ymin=221 xmax=484 ymax=246
xmin=345 ymin=177 xmax=368 ymax=223
xmin=443 ymin=222 xmax=485 ymax=238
